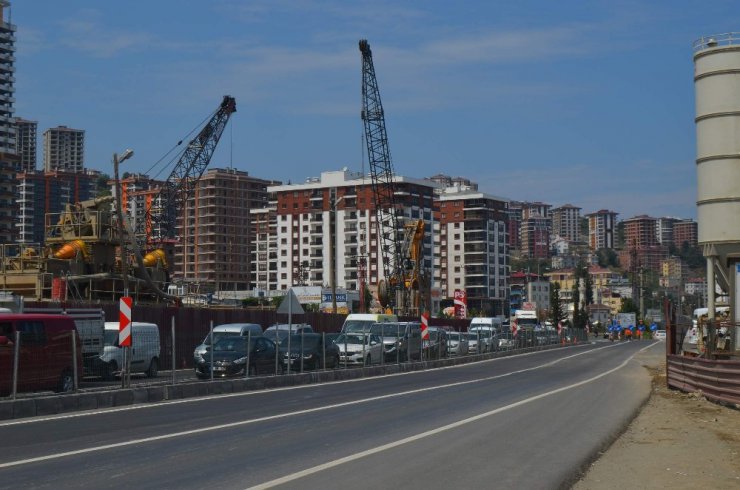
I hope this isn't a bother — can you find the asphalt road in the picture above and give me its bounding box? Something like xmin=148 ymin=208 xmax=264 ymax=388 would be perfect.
xmin=0 ymin=340 xmax=662 ymax=489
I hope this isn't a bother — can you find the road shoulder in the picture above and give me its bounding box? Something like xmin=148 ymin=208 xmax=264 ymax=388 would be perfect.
xmin=573 ymin=357 xmax=740 ymax=489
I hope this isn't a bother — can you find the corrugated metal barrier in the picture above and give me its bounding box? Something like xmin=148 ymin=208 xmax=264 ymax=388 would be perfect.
xmin=667 ymin=355 xmax=740 ymax=406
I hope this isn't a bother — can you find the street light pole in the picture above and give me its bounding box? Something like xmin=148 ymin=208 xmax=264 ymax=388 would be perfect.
xmin=113 ymin=149 xmax=134 ymax=297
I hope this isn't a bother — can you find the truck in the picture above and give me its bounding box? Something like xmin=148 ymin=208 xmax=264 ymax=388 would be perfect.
xmin=22 ymin=307 xmax=105 ymax=376
xmin=513 ymin=309 xmax=538 ymax=328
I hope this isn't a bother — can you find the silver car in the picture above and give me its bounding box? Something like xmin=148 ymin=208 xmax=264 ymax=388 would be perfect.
xmin=335 ymin=333 xmax=384 ymax=366
xmin=447 ymin=332 xmax=469 ymax=356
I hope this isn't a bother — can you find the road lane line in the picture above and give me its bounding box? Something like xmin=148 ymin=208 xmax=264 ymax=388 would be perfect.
xmin=247 ymin=342 xmax=660 ymax=489
xmin=0 ymin=342 xmax=639 ymax=469
xmin=0 ymin=342 xmax=609 ymax=427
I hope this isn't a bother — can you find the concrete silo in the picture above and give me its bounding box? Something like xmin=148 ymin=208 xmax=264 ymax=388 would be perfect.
xmin=693 ymin=33 xmax=740 ymax=344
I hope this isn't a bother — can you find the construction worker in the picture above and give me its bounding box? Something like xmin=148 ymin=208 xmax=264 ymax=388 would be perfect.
xmin=624 ymin=325 xmax=632 ymax=341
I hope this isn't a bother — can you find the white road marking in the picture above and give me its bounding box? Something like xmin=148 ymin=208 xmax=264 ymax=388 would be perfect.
xmin=0 ymin=342 xmax=604 ymax=427
xmin=0 ymin=342 xmax=638 ymax=469
xmin=247 ymin=342 xmax=659 ymax=489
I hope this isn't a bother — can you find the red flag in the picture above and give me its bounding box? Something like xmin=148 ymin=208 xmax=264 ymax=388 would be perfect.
xmin=511 ymin=320 xmax=519 ymax=337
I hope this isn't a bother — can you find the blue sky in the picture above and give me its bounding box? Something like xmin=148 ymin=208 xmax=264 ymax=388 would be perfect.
xmin=10 ymin=1 xmax=740 ymax=219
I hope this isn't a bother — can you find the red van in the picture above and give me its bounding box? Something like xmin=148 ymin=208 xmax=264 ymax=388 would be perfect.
xmin=0 ymin=314 xmax=82 ymax=397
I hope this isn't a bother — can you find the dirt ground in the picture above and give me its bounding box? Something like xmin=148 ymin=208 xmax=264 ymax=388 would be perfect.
xmin=573 ymin=361 xmax=740 ymax=489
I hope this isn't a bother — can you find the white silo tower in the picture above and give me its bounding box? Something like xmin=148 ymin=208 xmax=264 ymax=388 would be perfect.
xmin=693 ymin=32 xmax=740 ymax=344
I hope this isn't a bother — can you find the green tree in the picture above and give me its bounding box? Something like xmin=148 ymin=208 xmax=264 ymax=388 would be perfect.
xmin=620 ymin=297 xmax=639 ymax=314
xmin=549 ymin=282 xmax=566 ymax=325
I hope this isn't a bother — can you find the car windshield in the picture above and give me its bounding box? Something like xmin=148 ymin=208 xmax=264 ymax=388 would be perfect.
xmin=104 ymin=329 xmax=119 ymax=347
xmin=448 ymin=332 xmax=461 ymax=340
xmin=212 ymin=336 xmax=252 ymax=352
xmin=343 ymin=320 xmax=377 ymax=333
xmin=280 ymin=335 xmax=320 ymax=349
xmin=203 ymin=331 xmax=237 ymax=345
xmin=335 ymin=334 xmax=368 ymax=345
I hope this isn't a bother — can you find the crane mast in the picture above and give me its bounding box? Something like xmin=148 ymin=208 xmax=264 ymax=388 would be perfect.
xmin=359 ymin=39 xmax=412 ymax=314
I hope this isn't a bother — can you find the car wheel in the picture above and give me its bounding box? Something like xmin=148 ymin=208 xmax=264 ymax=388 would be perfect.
xmin=147 ymin=358 xmax=159 ymax=378
xmin=277 ymin=363 xmax=285 ymax=375
xmin=56 ymin=370 xmax=74 ymax=393
xmin=333 ymin=354 xmax=340 ymax=369
xmin=366 ymin=354 xmax=372 ymax=366
xmin=248 ymin=364 xmax=257 ymax=376
xmin=103 ymin=361 xmax=117 ymax=380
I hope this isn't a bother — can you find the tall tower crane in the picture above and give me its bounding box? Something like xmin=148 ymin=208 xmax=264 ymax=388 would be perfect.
xmin=360 ymin=39 xmax=425 ymax=316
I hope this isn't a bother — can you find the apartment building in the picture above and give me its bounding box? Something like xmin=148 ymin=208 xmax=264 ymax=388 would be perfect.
xmin=551 ymin=204 xmax=581 ymax=242
xmin=673 ymin=219 xmax=698 ymax=248
xmin=16 ymin=170 xmax=98 ymax=244
xmin=655 ymin=217 xmax=679 ymax=246
xmin=14 ymin=117 xmax=35 ymax=172
xmin=660 ymin=256 xmax=687 ymax=289
xmin=509 ymin=272 xmax=549 ymax=315
xmin=172 ymin=168 xmax=275 ymax=292
xmin=520 ymin=214 xmax=550 ymax=259
xmin=586 ymin=209 xmax=618 ymax=250
xmin=251 ymin=169 xmax=437 ymax=302
xmin=43 ymin=126 xmax=84 ymax=172
xmin=507 ymin=201 xmax=523 ymax=250
xmin=623 ymin=215 xmax=658 ymax=248
xmin=621 ymin=215 xmax=667 ymax=273
xmin=435 ymin=185 xmax=509 ymax=316
xmin=0 ymin=1 xmax=16 ymax=243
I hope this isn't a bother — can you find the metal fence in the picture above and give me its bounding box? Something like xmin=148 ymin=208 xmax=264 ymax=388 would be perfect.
xmin=0 ymin=311 xmax=591 ymax=399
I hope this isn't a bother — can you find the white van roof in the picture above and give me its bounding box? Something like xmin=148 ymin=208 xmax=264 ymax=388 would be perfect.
xmin=104 ymin=321 xmax=158 ymax=330
xmin=213 ymin=323 xmax=262 ymax=332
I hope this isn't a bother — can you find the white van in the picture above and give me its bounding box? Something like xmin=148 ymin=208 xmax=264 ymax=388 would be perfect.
xmin=469 ymin=317 xmax=504 ymax=332
xmin=101 ymin=322 xmax=161 ymax=379
xmin=341 ymin=313 xmax=397 ymax=333
xmin=193 ymin=323 xmax=263 ymax=364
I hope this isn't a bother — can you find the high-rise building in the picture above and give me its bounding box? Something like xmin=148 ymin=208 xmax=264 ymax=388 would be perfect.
xmin=43 ymin=126 xmax=84 ymax=172
xmin=0 ymin=1 xmax=16 ymax=243
xmin=14 ymin=118 xmax=36 ymax=171
xmin=172 ymin=168 xmax=276 ymax=292
xmin=586 ymin=209 xmax=618 ymax=250
xmin=673 ymin=219 xmax=698 ymax=248
xmin=435 ymin=185 xmax=509 ymax=316
xmin=551 ymin=204 xmax=581 ymax=242
xmin=252 ymin=169 xmax=437 ymax=298
xmin=520 ymin=215 xmax=550 ymax=259
xmin=0 ymin=1 xmax=15 ymax=156
xmin=16 ymin=170 xmax=99 ymax=244
xmin=655 ymin=217 xmax=679 ymax=246
xmin=623 ymin=215 xmax=658 ymax=249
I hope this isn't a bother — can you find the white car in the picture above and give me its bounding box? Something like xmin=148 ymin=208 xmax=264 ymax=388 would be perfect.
xmin=654 ymin=330 xmax=666 ymax=340
xmin=335 ymin=333 xmax=384 ymax=365
xmin=447 ymin=332 xmax=469 ymax=356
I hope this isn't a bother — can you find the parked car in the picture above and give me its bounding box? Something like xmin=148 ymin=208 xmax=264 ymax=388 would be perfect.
xmin=497 ymin=331 xmax=517 ymax=350
xmin=193 ymin=323 xmax=263 ymax=365
xmin=447 ymin=331 xmax=469 ymax=356
xmin=369 ymin=321 xmax=422 ymax=362
xmin=0 ymin=314 xmax=82 ymax=396
xmin=466 ymin=332 xmax=484 ymax=354
xmin=263 ymin=323 xmax=313 ymax=343
xmin=654 ymin=330 xmax=666 ymax=340
xmin=195 ymin=335 xmax=282 ymax=378
xmin=101 ymin=322 xmax=160 ymax=379
xmin=335 ymin=333 xmax=384 ymax=366
xmin=279 ymin=333 xmax=340 ymax=371
xmin=423 ymin=327 xmax=448 ymax=358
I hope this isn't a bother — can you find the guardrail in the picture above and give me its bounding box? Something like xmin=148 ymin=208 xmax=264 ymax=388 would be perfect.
xmin=693 ymin=32 xmax=740 ymax=51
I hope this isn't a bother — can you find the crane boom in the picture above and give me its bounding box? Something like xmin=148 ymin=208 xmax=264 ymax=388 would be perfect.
xmin=359 ymin=39 xmax=405 ymax=313
xmin=139 ymin=95 xmax=237 ymax=242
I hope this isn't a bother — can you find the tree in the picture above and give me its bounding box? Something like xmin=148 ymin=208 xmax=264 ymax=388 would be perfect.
xmin=620 ymin=297 xmax=638 ymax=314
xmin=549 ymin=282 xmax=566 ymax=326
xmin=572 ymin=280 xmax=582 ymax=328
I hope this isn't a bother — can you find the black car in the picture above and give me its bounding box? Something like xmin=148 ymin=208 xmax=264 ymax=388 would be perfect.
xmin=195 ymin=335 xmax=282 ymax=378
xmin=279 ymin=333 xmax=340 ymax=371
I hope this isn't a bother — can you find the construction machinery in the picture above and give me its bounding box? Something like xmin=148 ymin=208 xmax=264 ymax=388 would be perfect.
xmin=359 ymin=39 xmax=428 ymax=316
xmin=0 ymin=96 xmax=236 ymax=303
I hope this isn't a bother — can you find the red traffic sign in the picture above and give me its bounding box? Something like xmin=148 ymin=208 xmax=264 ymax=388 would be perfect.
xmin=119 ymin=296 xmax=132 ymax=347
